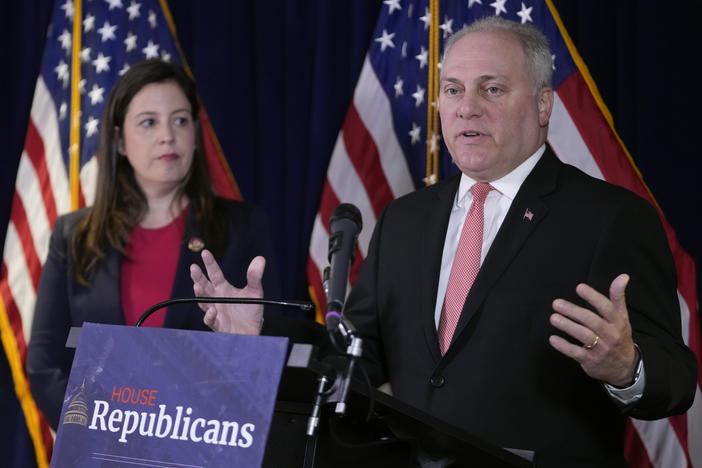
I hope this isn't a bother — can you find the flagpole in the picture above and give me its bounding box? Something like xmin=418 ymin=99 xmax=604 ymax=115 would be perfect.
xmin=69 ymin=0 xmax=83 ymax=211
xmin=425 ymin=0 xmax=440 ymax=186
xmin=431 ymin=0 xmax=440 ymax=182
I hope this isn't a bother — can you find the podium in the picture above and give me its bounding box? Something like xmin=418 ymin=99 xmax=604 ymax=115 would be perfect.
xmin=264 ymin=343 xmax=531 ymax=468
xmin=61 ymin=324 xmax=531 ymax=467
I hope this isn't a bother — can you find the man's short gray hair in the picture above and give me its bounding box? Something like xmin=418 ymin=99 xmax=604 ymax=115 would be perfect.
xmin=441 ymin=16 xmax=553 ymax=92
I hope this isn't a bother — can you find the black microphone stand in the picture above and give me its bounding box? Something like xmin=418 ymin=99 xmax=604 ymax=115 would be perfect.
xmin=304 ymin=269 xmax=365 ymax=441
xmin=323 ymin=315 xmax=363 ymax=416
xmin=300 ymin=314 xmax=363 ymax=468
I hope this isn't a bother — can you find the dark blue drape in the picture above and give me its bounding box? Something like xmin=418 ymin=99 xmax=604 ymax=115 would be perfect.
xmin=166 ymin=0 xmax=382 ymax=300
xmin=1 ymin=1 xmax=699 ymax=465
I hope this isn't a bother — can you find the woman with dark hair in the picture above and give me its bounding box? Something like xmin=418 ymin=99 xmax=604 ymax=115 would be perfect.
xmin=26 ymin=59 xmax=280 ymax=430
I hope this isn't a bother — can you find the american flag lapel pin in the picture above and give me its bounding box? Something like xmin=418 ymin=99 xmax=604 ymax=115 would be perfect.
xmin=523 ymin=208 xmax=534 ymax=221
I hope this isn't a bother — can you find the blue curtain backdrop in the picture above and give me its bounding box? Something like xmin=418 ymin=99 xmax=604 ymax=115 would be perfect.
xmin=2 ymin=1 xmax=700 ymax=465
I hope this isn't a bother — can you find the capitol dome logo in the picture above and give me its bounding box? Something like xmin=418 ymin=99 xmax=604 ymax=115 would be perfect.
xmin=62 ymin=380 xmax=89 ymax=426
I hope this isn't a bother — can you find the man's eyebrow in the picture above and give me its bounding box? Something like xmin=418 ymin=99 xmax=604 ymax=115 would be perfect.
xmin=440 ymin=74 xmax=510 ymax=84
xmin=439 ymin=77 xmax=462 ymax=85
xmin=477 ymin=74 xmax=509 ymax=83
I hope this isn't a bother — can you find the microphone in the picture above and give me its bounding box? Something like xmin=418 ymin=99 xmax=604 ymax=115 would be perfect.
xmin=320 ymin=203 xmax=364 ymax=418
xmin=135 ymin=297 xmax=314 ymax=327
xmin=324 ymin=203 xmax=362 ymax=333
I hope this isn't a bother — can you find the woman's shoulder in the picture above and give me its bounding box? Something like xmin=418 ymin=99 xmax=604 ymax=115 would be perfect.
xmin=53 ymin=207 xmax=91 ymax=239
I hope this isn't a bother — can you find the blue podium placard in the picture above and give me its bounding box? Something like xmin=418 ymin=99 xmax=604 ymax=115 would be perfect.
xmin=51 ymin=323 xmax=288 ymax=468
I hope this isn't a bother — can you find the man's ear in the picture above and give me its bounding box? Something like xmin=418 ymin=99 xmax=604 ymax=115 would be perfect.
xmin=537 ymin=86 xmax=554 ymax=126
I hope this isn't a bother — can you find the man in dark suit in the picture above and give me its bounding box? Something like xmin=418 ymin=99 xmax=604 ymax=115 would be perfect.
xmin=190 ymin=16 xmax=697 ymax=467
xmin=339 ymin=16 xmax=697 ymax=466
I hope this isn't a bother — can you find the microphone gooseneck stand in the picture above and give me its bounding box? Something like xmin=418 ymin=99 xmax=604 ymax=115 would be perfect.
xmin=134 ymin=296 xmax=314 ymax=327
xmin=301 ymin=203 xmax=367 ymax=467
xmin=134 ymin=295 xmax=364 ymax=430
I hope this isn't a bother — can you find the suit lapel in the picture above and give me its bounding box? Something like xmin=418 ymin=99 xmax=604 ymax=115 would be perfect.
xmin=163 ymin=208 xmax=204 ymax=329
xmin=447 ymin=149 xmax=561 ymax=353
xmin=419 ymin=175 xmax=461 ymax=362
xmin=85 ymin=248 xmax=126 ymax=325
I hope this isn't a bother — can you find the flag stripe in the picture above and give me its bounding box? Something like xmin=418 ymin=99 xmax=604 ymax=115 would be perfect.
xmin=309 ymin=214 xmax=331 ymax=286
xmin=15 ymin=155 xmax=52 ymax=265
xmin=30 ymin=78 xmax=70 ymax=217
xmin=79 ymin=156 xmax=99 ymax=207
xmin=556 ymin=72 xmax=648 ymax=200
xmin=10 ymin=196 xmax=42 ymax=292
xmin=673 ymin=258 xmax=701 ymax=389
xmin=319 ymin=179 xmax=343 ymax=234
xmin=624 ymin=422 xmax=655 ymax=468
xmin=24 ymin=121 xmax=58 ymax=225
xmin=312 ymin=183 xmax=340 ymax=309
xmin=353 ymin=58 xmax=415 ymax=199
xmin=342 ymin=104 xmax=394 ymax=218
xmin=547 ymin=92 xmax=604 ymax=180
xmin=198 ymin=108 xmax=242 ymax=200
xmin=325 ymin=134 xmax=375 ymax=257
xmin=689 ymin=386 xmax=702 ymax=466
xmin=632 ymin=418 xmax=689 ymax=468
xmin=3 ymin=224 xmax=38 ymax=347
xmin=310 ymin=171 xmax=370 ymax=318
xmin=1 ymin=262 xmax=28 ymax=359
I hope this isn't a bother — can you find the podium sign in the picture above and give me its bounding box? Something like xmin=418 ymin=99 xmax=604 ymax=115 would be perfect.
xmin=51 ymin=323 xmax=288 ymax=468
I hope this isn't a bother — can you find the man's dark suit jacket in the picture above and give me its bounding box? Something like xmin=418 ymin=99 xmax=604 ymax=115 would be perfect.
xmin=344 ymin=147 xmax=697 ymax=466
xmin=27 ymin=198 xmax=281 ymax=430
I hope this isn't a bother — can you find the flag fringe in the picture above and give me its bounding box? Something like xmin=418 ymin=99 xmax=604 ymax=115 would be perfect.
xmin=0 ymin=297 xmax=49 ymax=468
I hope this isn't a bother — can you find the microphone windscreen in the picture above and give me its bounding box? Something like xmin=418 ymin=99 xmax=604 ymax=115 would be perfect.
xmin=329 ymin=203 xmax=362 ymax=232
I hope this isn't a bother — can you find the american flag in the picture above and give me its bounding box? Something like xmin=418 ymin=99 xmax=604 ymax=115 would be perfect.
xmin=306 ymin=0 xmax=701 ymax=466
xmin=0 ymin=0 xmax=239 ymax=466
